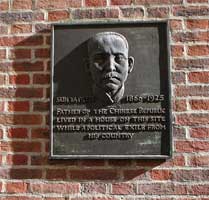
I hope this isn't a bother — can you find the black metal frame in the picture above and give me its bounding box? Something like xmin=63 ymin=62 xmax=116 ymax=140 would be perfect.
xmin=50 ymin=20 xmax=172 ymax=159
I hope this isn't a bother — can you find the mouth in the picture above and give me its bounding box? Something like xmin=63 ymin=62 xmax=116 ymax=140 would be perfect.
xmin=100 ymin=72 xmax=121 ymax=90
xmin=102 ymin=72 xmax=120 ymax=82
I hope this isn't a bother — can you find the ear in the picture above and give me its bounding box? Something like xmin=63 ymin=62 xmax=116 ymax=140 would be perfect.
xmin=128 ymin=56 xmax=134 ymax=73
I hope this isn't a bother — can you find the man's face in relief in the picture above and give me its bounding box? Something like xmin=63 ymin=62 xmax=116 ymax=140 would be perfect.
xmin=87 ymin=32 xmax=134 ymax=104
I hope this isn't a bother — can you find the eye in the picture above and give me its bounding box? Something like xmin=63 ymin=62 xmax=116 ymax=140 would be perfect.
xmin=114 ymin=54 xmax=126 ymax=63
xmin=93 ymin=54 xmax=107 ymax=65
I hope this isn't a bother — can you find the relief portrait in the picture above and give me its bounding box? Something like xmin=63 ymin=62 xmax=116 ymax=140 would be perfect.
xmin=86 ymin=32 xmax=134 ymax=106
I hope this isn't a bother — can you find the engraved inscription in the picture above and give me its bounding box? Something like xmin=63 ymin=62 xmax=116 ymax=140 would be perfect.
xmin=53 ymin=94 xmax=167 ymax=140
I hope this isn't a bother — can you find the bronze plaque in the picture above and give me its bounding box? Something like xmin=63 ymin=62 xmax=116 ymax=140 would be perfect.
xmin=51 ymin=21 xmax=172 ymax=159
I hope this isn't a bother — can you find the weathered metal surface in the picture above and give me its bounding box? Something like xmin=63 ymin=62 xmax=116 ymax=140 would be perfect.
xmin=51 ymin=21 xmax=172 ymax=159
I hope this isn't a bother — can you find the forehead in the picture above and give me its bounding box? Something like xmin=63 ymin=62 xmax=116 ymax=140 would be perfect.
xmin=88 ymin=34 xmax=128 ymax=55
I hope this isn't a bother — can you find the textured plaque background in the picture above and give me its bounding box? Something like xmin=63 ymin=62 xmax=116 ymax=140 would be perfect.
xmin=51 ymin=21 xmax=171 ymax=159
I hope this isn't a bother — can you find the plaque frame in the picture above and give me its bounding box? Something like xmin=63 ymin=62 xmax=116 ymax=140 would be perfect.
xmin=50 ymin=20 xmax=172 ymax=159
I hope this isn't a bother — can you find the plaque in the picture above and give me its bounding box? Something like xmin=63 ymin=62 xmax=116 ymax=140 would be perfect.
xmin=51 ymin=21 xmax=172 ymax=159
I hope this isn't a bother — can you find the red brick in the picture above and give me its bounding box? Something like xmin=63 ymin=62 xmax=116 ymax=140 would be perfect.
xmin=31 ymin=128 xmax=49 ymax=139
xmin=6 ymin=182 xmax=28 ymax=193
xmin=172 ymin=72 xmax=186 ymax=84
xmin=46 ymin=169 xmax=67 ymax=180
xmin=79 ymin=160 xmax=105 ymax=166
xmin=171 ymin=45 xmax=184 ymax=57
xmin=0 ymin=114 xmax=42 ymax=125
xmin=108 ymin=160 xmax=132 ymax=166
xmin=2 ymin=61 xmax=44 ymax=72
xmin=0 ymin=26 xmax=8 ymax=34
xmin=173 ymin=99 xmax=187 ymax=111
xmin=188 ymin=72 xmax=209 ymax=83
xmin=36 ymin=0 xmax=82 ymax=9
xmin=172 ymin=169 xmax=209 ymax=181
xmin=70 ymin=169 xmax=118 ymax=180
xmin=0 ymin=169 xmax=10 ymax=179
xmin=175 ymin=141 xmax=209 ymax=152
xmin=33 ymin=11 xmax=45 ymax=21
xmin=48 ymin=10 xmax=69 ymax=21
xmin=0 ymin=61 xmax=44 ymax=73
xmin=0 ymin=49 xmax=6 ymax=59
xmin=170 ymin=19 xmax=183 ymax=31
xmin=173 ymin=32 xmax=209 ymax=43
xmin=190 ymin=99 xmax=209 ymax=110
xmin=176 ymin=114 xmax=209 ymax=126
xmin=175 ymin=85 xmax=209 ymax=97
xmin=0 ymin=12 xmax=34 ymax=24
xmin=173 ymin=6 xmax=209 ymax=16
xmin=120 ymin=7 xmax=144 ymax=18
xmin=82 ymin=183 xmax=106 ymax=194
xmin=46 ymin=36 xmax=51 ymax=45
xmin=187 ymin=0 xmax=208 ymax=2
xmin=10 ymin=49 xmax=31 ymax=59
xmin=72 ymin=198 xmax=108 ymax=200
xmin=150 ymin=170 xmax=172 ymax=180
xmin=186 ymin=19 xmax=209 ymax=30
xmin=136 ymin=160 xmax=163 ymax=167
xmin=174 ymin=58 xmax=209 ymax=70
xmin=190 ymin=127 xmax=209 ymax=138
xmin=31 ymin=155 xmax=74 ymax=166
xmin=11 ymin=24 xmax=32 ymax=34
xmin=86 ymin=0 xmax=107 ymax=6
xmin=35 ymin=24 xmax=51 ymax=33
xmin=0 ymin=36 xmax=43 ymax=47
xmin=10 ymin=169 xmax=42 ymax=179
xmin=6 ymin=154 xmax=28 ymax=165
xmin=161 ymin=155 xmax=186 ymax=167
xmin=15 ymin=88 xmax=43 ymax=98
xmin=1 ymin=141 xmax=41 ymax=152
xmin=147 ymin=7 xmax=169 ymax=18
xmin=0 ymin=197 xmax=42 ymax=200
xmin=189 ymin=185 xmax=209 ymax=195
xmin=123 ymin=170 xmax=153 ymax=180
xmin=137 ymin=183 xmax=187 ymax=195
xmin=135 ymin=0 xmax=182 ymax=4
xmin=189 ymin=155 xmax=209 ymax=167
xmin=173 ymin=126 xmax=186 ymax=139
xmin=35 ymin=48 xmax=50 ymax=58
xmin=9 ymin=74 xmax=30 ymax=84
xmin=111 ymin=0 xmax=132 ymax=5
xmin=7 ymin=128 xmax=28 ymax=138
xmin=30 ymin=183 xmax=79 ymax=194
xmin=8 ymin=101 xmax=30 ymax=112
xmin=112 ymin=183 xmax=135 ymax=195
xmin=0 ymin=128 xmax=3 ymax=139
xmin=0 ymin=1 xmax=9 ymax=10
xmin=0 ymin=75 xmax=6 ymax=85
xmin=30 ymin=155 xmax=48 ymax=165
xmin=12 ymin=0 xmax=32 ymax=10
xmin=72 ymin=8 xmax=119 ymax=19
xmin=0 ymin=102 xmax=4 ymax=112
xmin=32 ymin=74 xmax=49 ymax=85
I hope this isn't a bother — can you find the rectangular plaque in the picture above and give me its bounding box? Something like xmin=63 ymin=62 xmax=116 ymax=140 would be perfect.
xmin=51 ymin=21 xmax=172 ymax=159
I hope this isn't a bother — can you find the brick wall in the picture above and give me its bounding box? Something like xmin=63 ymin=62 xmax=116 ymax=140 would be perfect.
xmin=0 ymin=0 xmax=209 ymax=199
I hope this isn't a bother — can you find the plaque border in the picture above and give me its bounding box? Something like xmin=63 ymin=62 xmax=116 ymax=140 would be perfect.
xmin=50 ymin=20 xmax=172 ymax=160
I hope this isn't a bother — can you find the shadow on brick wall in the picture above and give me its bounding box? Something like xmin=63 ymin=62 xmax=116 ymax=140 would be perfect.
xmin=4 ymin=27 xmax=168 ymax=183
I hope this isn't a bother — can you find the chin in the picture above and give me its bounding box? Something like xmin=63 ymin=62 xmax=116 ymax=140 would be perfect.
xmin=104 ymin=84 xmax=120 ymax=93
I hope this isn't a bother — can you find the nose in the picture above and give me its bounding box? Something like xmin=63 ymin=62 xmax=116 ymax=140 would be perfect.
xmin=103 ymin=56 xmax=116 ymax=72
